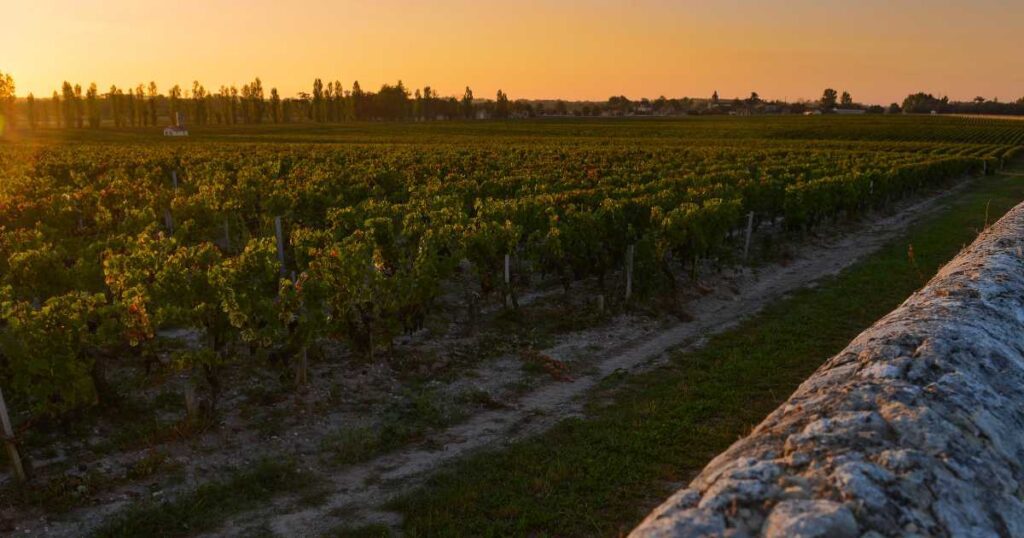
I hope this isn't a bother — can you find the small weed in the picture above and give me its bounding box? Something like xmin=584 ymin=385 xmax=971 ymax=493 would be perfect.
xmin=456 ymin=388 xmax=507 ymax=410
xmin=254 ymin=407 xmax=291 ymax=438
xmin=113 ymin=415 xmax=215 ymax=451
xmin=518 ymin=348 xmax=573 ymax=382
xmin=0 ymin=468 xmax=113 ymax=513
xmin=93 ymin=458 xmax=315 ymax=538
xmin=242 ymin=382 xmax=291 ymax=407
xmin=321 ymin=427 xmax=386 ymax=466
xmin=125 ymin=450 xmax=176 ymax=481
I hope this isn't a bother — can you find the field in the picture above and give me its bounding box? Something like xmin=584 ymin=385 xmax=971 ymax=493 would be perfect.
xmin=1 ymin=115 xmax=1023 ymax=536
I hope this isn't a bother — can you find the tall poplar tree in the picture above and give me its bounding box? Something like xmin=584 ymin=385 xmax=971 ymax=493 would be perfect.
xmin=270 ymin=88 xmax=281 ymax=123
xmin=0 ymin=71 xmax=14 ymax=130
xmin=52 ymin=90 xmax=62 ymax=128
xmin=462 ymin=86 xmax=474 ymax=119
xmin=86 ymin=83 xmax=100 ymax=128
xmin=26 ymin=93 xmax=37 ymax=129
xmin=73 ymin=83 xmax=84 ymax=128
xmin=147 ymin=82 xmax=159 ymax=125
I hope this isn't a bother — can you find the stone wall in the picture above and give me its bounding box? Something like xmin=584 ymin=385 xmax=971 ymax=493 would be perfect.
xmin=631 ymin=202 xmax=1024 ymax=538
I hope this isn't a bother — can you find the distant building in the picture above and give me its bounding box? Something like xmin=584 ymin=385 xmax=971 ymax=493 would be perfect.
xmin=164 ymin=112 xmax=189 ymax=137
xmin=633 ymin=104 xmax=653 ymax=115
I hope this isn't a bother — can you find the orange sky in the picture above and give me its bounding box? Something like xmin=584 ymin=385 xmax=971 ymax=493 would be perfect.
xmin=3 ymin=0 xmax=1023 ymax=104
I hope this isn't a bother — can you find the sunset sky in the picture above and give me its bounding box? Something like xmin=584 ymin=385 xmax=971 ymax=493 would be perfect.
xmin=4 ymin=0 xmax=1023 ymax=104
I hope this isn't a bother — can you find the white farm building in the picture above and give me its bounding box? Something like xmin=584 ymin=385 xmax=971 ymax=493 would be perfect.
xmin=163 ymin=126 xmax=189 ymax=137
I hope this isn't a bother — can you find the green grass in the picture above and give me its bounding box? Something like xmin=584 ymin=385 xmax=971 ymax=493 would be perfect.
xmin=390 ymin=164 xmax=1024 ymax=537
xmin=92 ymin=459 xmax=315 ymax=538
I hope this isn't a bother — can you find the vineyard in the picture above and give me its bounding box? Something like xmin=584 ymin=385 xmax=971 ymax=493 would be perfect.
xmin=1 ymin=115 xmax=1023 ymax=535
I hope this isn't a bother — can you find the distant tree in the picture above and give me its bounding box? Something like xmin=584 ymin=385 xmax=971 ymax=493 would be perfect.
xmin=888 ymin=103 xmax=902 ymax=114
xmin=495 ymin=89 xmax=510 ymax=119
xmin=337 ymin=80 xmax=350 ymax=120
xmin=652 ymin=96 xmax=668 ymax=113
xmin=270 ymin=88 xmax=281 ymax=123
xmin=168 ymin=84 xmax=182 ymax=124
xmin=840 ymin=91 xmax=853 ymax=107
xmin=127 ymin=88 xmax=138 ymax=126
xmin=229 ymin=86 xmax=240 ymax=124
xmin=375 ymin=81 xmax=410 ymax=120
xmin=37 ymin=93 xmax=49 ymax=127
xmin=192 ymin=81 xmax=208 ymax=125
xmin=132 ymin=86 xmax=144 ymax=127
xmin=109 ymin=85 xmax=122 ymax=127
xmin=351 ymin=81 xmax=364 ymax=120
xmin=0 ymin=71 xmax=15 ymax=130
xmin=462 ymin=86 xmax=474 ymax=119
xmin=974 ymin=96 xmax=986 ymax=104
xmin=26 ymin=93 xmax=37 ymax=129
xmin=512 ymin=99 xmax=534 ymax=118
xmin=86 ymin=83 xmax=100 ymax=128
xmin=52 ymin=90 xmax=61 ymax=128
xmin=422 ymin=86 xmax=434 ymax=120
xmin=711 ymin=90 xmax=719 ymax=105
xmin=61 ymin=82 xmax=76 ymax=128
xmin=239 ymin=83 xmax=252 ymax=123
xmin=412 ymin=88 xmax=423 ymax=119
xmin=312 ymin=79 xmax=324 ymax=122
xmin=282 ymin=98 xmax=292 ymax=123
xmin=74 ymin=84 xmax=84 ymax=128
xmin=820 ymin=88 xmax=838 ymax=111
xmin=902 ymin=92 xmax=948 ymax=114
xmin=147 ymin=82 xmax=159 ymax=125
xmin=866 ymin=105 xmax=885 ymax=114
xmin=747 ymin=91 xmax=761 ymax=106
xmin=607 ymin=95 xmax=631 ymax=115
xmin=249 ymin=77 xmax=264 ymax=123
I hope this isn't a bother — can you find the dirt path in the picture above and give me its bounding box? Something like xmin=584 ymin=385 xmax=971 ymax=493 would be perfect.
xmin=197 ymin=180 xmax=975 ymax=537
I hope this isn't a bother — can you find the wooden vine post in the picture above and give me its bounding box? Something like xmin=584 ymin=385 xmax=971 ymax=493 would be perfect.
xmin=0 ymin=387 xmax=27 ymax=483
xmin=275 ymin=216 xmax=287 ymax=276
xmin=163 ymin=209 xmax=174 ymax=234
xmin=504 ymin=254 xmax=511 ymax=308
xmin=184 ymin=382 xmax=199 ymax=419
xmin=743 ymin=211 xmax=755 ymax=261
xmin=295 ymin=346 xmax=309 ymax=387
xmin=625 ymin=244 xmax=635 ymax=301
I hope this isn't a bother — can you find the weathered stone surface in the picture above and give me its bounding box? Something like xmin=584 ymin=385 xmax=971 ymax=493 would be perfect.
xmin=631 ymin=202 xmax=1024 ymax=537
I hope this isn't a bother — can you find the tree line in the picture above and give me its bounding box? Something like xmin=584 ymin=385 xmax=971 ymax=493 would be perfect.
xmin=4 ymin=69 xmax=1024 ymax=131
xmin=1 ymin=72 xmax=519 ymax=129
